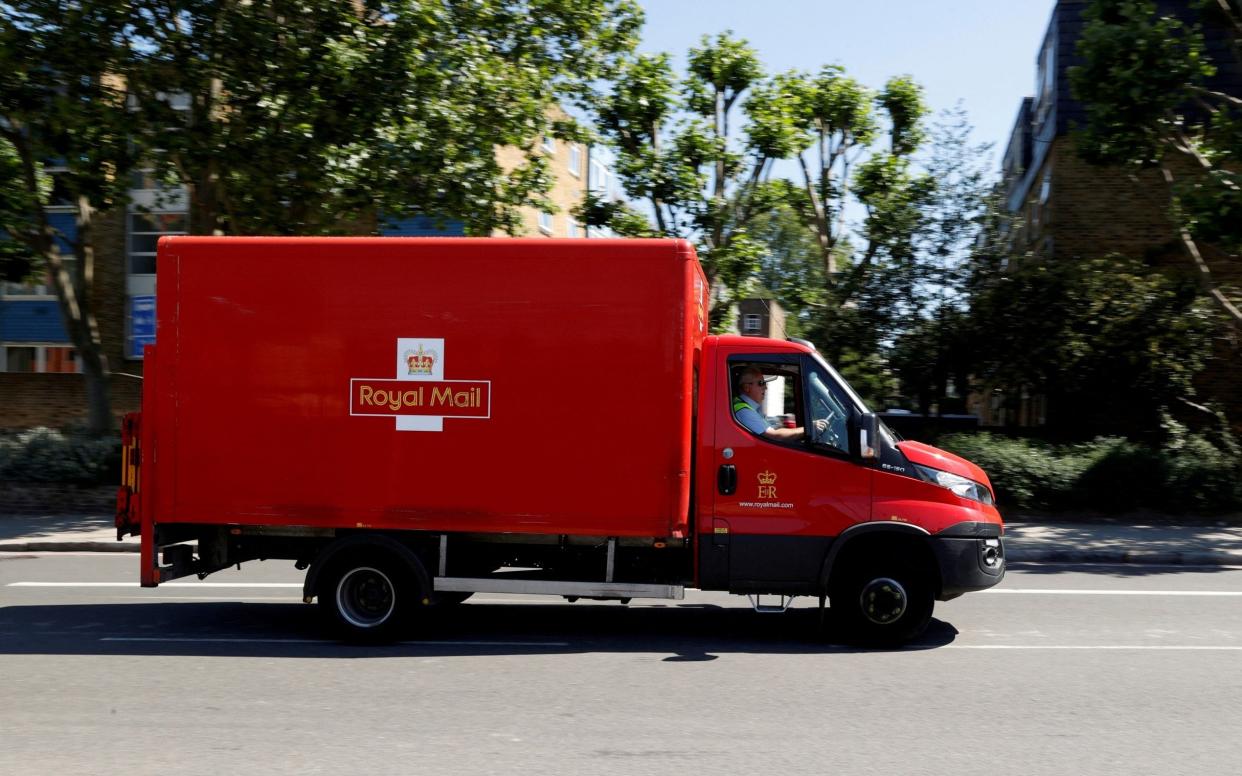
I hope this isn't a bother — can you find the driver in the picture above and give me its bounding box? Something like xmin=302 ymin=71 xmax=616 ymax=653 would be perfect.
xmin=733 ymin=366 xmax=826 ymax=441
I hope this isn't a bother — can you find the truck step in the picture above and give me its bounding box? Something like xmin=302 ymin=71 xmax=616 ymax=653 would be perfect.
xmin=747 ymin=594 xmax=795 ymax=613
xmin=433 ymin=577 xmax=684 ymax=600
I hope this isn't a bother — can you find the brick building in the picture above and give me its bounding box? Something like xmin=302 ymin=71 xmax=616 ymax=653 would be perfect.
xmin=735 ymin=297 xmax=787 ymax=340
xmin=0 ymin=114 xmax=622 ymax=430
xmin=980 ymin=0 xmax=1242 ymax=429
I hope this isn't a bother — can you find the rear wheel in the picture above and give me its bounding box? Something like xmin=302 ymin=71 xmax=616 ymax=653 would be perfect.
xmin=318 ymin=551 xmax=424 ymax=643
xmin=830 ymin=557 xmax=934 ymax=647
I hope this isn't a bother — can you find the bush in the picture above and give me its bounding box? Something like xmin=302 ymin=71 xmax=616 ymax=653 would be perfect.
xmin=936 ymin=433 xmax=1090 ymax=512
xmin=938 ymin=431 xmax=1242 ymax=515
xmin=1165 ymin=435 xmax=1242 ymax=514
xmin=0 ymin=427 xmax=122 ymax=486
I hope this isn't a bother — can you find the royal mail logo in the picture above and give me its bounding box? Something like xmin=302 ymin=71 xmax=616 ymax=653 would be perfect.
xmin=405 ymin=344 xmax=437 ymax=376
xmin=757 ymin=470 xmax=777 ymax=499
xmin=350 ymin=338 xmax=490 ymax=432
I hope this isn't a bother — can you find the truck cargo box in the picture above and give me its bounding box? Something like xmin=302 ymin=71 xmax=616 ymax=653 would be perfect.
xmin=147 ymin=237 xmax=707 ymax=539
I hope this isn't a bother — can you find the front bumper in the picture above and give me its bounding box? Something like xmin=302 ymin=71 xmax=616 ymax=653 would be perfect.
xmin=930 ymin=522 xmax=1005 ymax=599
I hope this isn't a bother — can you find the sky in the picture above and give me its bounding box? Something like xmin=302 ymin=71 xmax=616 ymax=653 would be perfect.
xmin=634 ymin=0 xmax=1058 ymax=168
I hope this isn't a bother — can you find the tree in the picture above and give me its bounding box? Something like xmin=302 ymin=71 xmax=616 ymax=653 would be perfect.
xmin=888 ymin=107 xmax=995 ymax=413
xmin=128 ymin=0 xmax=643 ymax=236
xmin=1 ymin=0 xmax=142 ymax=434
xmin=591 ymin=34 xmax=772 ymax=319
xmin=590 ymin=34 xmax=935 ymax=352
xmin=1070 ymin=0 xmax=1242 ymax=325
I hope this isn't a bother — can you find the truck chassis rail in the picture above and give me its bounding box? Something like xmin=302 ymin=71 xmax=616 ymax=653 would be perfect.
xmin=433 ymin=577 xmax=685 ymax=600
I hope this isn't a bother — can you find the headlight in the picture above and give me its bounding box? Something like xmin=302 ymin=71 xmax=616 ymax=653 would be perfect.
xmin=912 ymin=464 xmax=995 ymax=505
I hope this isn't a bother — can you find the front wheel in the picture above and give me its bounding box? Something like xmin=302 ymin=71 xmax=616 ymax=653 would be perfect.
xmin=830 ymin=561 xmax=934 ymax=647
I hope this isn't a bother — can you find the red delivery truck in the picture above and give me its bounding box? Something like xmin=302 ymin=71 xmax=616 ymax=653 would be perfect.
xmin=115 ymin=237 xmax=1005 ymax=645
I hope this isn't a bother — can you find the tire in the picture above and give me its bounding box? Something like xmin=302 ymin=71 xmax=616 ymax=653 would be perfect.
xmin=318 ymin=550 xmax=424 ymax=643
xmin=830 ymin=556 xmax=934 ymax=647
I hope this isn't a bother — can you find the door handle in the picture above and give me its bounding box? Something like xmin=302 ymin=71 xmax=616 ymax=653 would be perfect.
xmin=718 ymin=464 xmax=737 ymax=495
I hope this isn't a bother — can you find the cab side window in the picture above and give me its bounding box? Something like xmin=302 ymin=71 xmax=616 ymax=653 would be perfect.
xmin=730 ymin=360 xmax=803 ymax=438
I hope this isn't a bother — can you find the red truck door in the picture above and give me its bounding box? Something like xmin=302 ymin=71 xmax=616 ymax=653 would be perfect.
xmin=700 ymin=344 xmax=872 ymax=593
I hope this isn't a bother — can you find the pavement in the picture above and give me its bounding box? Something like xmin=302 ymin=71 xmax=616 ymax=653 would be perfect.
xmin=0 ymin=511 xmax=1241 ymax=565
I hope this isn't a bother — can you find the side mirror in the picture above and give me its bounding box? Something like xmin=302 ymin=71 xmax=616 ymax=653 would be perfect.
xmin=859 ymin=412 xmax=879 ymax=460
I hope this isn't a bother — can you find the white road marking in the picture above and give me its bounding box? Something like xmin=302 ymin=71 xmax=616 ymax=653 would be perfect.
xmin=8 ymin=582 xmax=301 ymax=588
xmin=945 ymin=645 xmax=1242 ymax=651
xmin=109 ymin=596 xmax=299 ymax=601
xmin=100 ymin=637 xmax=570 ymax=646
xmin=0 ymin=551 xmax=135 ymax=557
xmin=984 ymin=588 xmax=1242 ymax=596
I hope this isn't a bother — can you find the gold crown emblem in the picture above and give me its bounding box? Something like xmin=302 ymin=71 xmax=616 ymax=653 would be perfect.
xmin=757 ymin=470 xmax=777 ymax=485
xmin=404 ymin=345 xmax=437 ymax=375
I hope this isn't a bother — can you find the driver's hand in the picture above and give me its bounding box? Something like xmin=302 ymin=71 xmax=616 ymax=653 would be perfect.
xmin=813 ymin=419 xmax=828 ymax=433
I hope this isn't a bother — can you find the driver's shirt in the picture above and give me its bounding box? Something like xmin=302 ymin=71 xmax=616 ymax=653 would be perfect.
xmin=732 ymin=394 xmax=769 ymax=435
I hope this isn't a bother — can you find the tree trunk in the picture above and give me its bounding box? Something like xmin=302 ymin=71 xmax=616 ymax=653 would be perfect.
xmin=11 ymin=130 xmax=115 ymax=435
xmin=40 ymin=232 xmax=114 ymax=436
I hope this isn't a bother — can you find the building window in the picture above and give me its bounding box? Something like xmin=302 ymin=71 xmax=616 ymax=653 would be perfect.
xmin=568 ymin=144 xmax=582 ymax=177
xmin=1033 ymin=36 xmax=1055 ymax=128
xmin=2 ymin=279 xmax=52 ymax=297
xmin=128 ymin=211 xmax=187 ymax=275
xmin=590 ymin=159 xmax=608 ymax=194
xmin=538 ymin=211 xmax=553 ymax=235
xmin=743 ymin=314 xmax=762 ymax=333
xmin=567 ymin=219 xmax=579 ymax=238
xmin=541 ymin=135 xmax=555 ymax=155
xmin=1 ymin=345 xmax=80 ymax=373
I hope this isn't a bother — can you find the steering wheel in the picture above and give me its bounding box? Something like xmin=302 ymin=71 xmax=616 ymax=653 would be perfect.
xmin=812 ymin=402 xmax=841 ymax=447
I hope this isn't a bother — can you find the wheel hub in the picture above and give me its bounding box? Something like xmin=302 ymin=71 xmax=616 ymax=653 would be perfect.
xmin=337 ymin=566 xmax=395 ymax=628
xmin=859 ymin=577 xmax=907 ymax=626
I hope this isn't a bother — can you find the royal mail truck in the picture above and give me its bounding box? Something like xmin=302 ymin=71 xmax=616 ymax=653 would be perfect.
xmin=116 ymin=237 xmax=1005 ymax=645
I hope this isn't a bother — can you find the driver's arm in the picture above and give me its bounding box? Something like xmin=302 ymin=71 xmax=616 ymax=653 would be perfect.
xmin=762 ymin=419 xmax=827 ymax=441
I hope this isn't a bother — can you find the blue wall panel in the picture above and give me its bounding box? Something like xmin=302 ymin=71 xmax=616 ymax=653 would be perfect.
xmin=380 ymin=216 xmax=466 ymax=237
xmin=0 ymin=299 xmax=70 ymax=343
xmin=46 ymin=212 xmax=77 ymax=254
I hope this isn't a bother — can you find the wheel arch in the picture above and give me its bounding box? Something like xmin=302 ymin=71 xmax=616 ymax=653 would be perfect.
xmin=303 ymin=533 xmax=431 ymax=604
xmin=819 ymin=522 xmax=941 ymax=596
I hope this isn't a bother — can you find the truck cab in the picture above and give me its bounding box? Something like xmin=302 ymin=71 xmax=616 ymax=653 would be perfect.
xmin=696 ymin=336 xmax=1004 ymax=642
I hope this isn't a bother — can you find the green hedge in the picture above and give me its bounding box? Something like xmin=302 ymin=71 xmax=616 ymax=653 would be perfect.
xmin=0 ymin=428 xmax=122 ymax=486
xmin=938 ymin=432 xmax=1242 ymax=515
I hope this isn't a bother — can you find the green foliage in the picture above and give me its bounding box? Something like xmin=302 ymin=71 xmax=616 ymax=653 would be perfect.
xmin=572 ymin=192 xmax=658 ymax=237
xmin=0 ymin=139 xmax=36 ymax=282
xmin=938 ymin=431 xmax=1242 ymax=515
xmin=1070 ymin=0 xmax=1214 ymax=167
xmin=0 ymin=427 xmax=121 ymax=486
xmin=964 ymin=253 xmax=1215 ymax=437
xmin=748 ymin=183 xmax=827 ymax=319
xmin=126 ymin=0 xmax=643 ymax=236
xmin=1070 ymin=0 xmax=1242 ymax=322
xmin=686 ymin=32 xmax=764 ymax=105
xmin=831 ymin=349 xmax=896 ymax=408
xmin=878 ymin=75 xmax=928 ymax=156
xmin=1 ymin=0 xmax=146 ymax=433
xmin=938 ymin=433 xmax=1100 ymax=512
